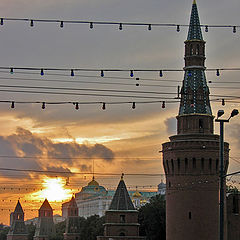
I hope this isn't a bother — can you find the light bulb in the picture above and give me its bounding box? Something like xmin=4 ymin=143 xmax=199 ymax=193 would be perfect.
xmin=42 ymin=102 xmax=45 ymax=109
xmin=159 ymin=70 xmax=163 ymax=77
xmin=132 ymin=102 xmax=136 ymax=109
xmin=148 ymin=24 xmax=152 ymax=31
xmin=40 ymin=69 xmax=44 ymax=76
xmin=222 ymin=99 xmax=225 ymax=106
xmin=130 ymin=70 xmax=134 ymax=77
xmin=205 ymin=26 xmax=208 ymax=32
xmin=101 ymin=70 xmax=104 ymax=77
xmin=11 ymin=101 xmax=15 ymax=109
xmin=30 ymin=20 xmax=34 ymax=27
xmin=233 ymin=26 xmax=236 ymax=33
xmin=102 ymin=102 xmax=106 ymax=110
xmin=119 ymin=23 xmax=123 ymax=30
xmin=10 ymin=68 xmax=14 ymax=74
xmin=0 ymin=18 xmax=3 ymax=25
xmin=90 ymin=22 xmax=93 ymax=29
xmin=177 ymin=25 xmax=180 ymax=32
xmin=60 ymin=21 xmax=64 ymax=28
xmin=75 ymin=102 xmax=79 ymax=110
xmin=162 ymin=101 xmax=166 ymax=108
xmin=216 ymin=69 xmax=220 ymax=76
xmin=71 ymin=69 xmax=74 ymax=77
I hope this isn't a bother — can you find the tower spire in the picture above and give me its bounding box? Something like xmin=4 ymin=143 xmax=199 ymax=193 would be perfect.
xmin=178 ymin=0 xmax=212 ymax=121
xmin=187 ymin=0 xmax=202 ymax=40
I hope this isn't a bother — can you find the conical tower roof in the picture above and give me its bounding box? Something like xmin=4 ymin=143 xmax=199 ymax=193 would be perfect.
xmin=109 ymin=175 xmax=135 ymax=211
xmin=179 ymin=0 xmax=212 ymax=116
xmin=14 ymin=200 xmax=24 ymax=213
xmin=187 ymin=0 xmax=203 ymax=40
xmin=39 ymin=199 xmax=52 ymax=210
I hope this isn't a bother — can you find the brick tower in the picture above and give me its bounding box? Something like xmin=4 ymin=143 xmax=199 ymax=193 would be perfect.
xmin=64 ymin=196 xmax=81 ymax=240
xmin=162 ymin=1 xmax=229 ymax=240
xmin=7 ymin=200 xmax=28 ymax=240
xmin=34 ymin=199 xmax=56 ymax=240
xmin=97 ymin=175 xmax=145 ymax=240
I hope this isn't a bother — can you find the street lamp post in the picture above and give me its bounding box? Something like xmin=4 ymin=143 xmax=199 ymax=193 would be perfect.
xmin=215 ymin=109 xmax=239 ymax=240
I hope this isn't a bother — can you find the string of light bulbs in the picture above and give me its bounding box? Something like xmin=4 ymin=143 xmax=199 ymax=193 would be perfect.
xmin=0 ymin=17 xmax=239 ymax=33
xmin=1 ymin=66 xmax=240 ymax=77
xmin=0 ymin=97 xmax=236 ymax=110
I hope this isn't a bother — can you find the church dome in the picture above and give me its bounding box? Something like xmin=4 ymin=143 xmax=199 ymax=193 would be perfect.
xmin=87 ymin=177 xmax=99 ymax=186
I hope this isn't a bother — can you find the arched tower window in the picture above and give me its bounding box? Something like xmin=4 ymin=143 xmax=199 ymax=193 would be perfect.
xmin=209 ymin=158 xmax=212 ymax=172
xmin=120 ymin=215 xmax=125 ymax=223
xmin=166 ymin=160 xmax=170 ymax=174
xmin=177 ymin=158 xmax=180 ymax=173
xmin=216 ymin=159 xmax=219 ymax=173
xmin=185 ymin=158 xmax=188 ymax=172
xmin=199 ymin=119 xmax=203 ymax=129
xmin=171 ymin=159 xmax=174 ymax=174
xmin=190 ymin=44 xmax=194 ymax=55
xmin=196 ymin=44 xmax=200 ymax=55
xmin=193 ymin=158 xmax=196 ymax=169
xmin=201 ymin=158 xmax=204 ymax=171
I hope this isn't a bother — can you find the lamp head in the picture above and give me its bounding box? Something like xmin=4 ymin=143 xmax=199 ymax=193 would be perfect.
xmin=217 ymin=110 xmax=224 ymax=119
xmin=231 ymin=109 xmax=239 ymax=118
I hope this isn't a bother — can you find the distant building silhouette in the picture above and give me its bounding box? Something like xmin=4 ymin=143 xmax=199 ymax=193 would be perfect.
xmin=71 ymin=177 xmax=159 ymax=218
xmin=64 ymin=196 xmax=82 ymax=240
xmin=7 ymin=200 xmax=28 ymax=240
xmin=162 ymin=1 xmax=229 ymax=240
xmin=157 ymin=180 xmax=166 ymax=195
xmin=34 ymin=199 xmax=56 ymax=240
xmin=97 ymin=174 xmax=145 ymax=240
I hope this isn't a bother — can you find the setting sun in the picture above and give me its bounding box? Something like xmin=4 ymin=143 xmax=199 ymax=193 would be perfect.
xmin=32 ymin=177 xmax=72 ymax=202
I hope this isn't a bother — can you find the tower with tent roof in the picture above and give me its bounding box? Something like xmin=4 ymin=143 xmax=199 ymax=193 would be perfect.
xmin=63 ymin=196 xmax=82 ymax=240
xmin=7 ymin=200 xmax=28 ymax=240
xmin=162 ymin=1 xmax=229 ymax=240
xmin=97 ymin=174 xmax=145 ymax=240
xmin=34 ymin=199 xmax=56 ymax=240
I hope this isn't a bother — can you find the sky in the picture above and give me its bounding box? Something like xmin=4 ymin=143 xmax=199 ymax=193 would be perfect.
xmin=0 ymin=0 xmax=240 ymax=224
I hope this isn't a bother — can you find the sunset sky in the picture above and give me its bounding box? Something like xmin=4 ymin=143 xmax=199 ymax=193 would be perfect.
xmin=0 ymin=0 xmax=240 ymax=224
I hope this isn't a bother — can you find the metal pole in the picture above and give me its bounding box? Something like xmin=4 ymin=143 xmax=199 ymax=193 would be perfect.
xmin=219 ymin=120 xmax=224 ymax=240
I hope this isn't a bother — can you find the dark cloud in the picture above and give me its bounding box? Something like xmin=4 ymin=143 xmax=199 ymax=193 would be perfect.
xmin=0 ymin=127 xmax=115 ymax=179
xmin=164 ymin=117 xmax=177 ymax=136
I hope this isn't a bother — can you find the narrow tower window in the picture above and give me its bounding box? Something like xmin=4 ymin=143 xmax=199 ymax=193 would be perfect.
xmin=199 ymin=119 xmax=203 ymax=129
xmin=209 ymin=158 xmax=212 ymax=172
xmin=216 ymin=159 xmax=219 ymax=173
xmin=193 ymin=158 xmax=196 ymax=169
xmin=177 ymin=158 xmax=180 ymax=173
xmin=201 ymin=158 xmax=204 ymax=171
xmin=196 ymin=44 xmax=200 ymax=55
xmin=120 ymin=215 xmax=126 ymax=223
xmin=190 ymin=44 xmax=193 ymax=55
xmin=189 ymin=212 xmax=192 ymax=219
xmin=185 ymin=158 xmax=188 ymax=172
xmin=171 ymin=159 xmax=174 ymax=173
xmin=233 ymin=195 xmax=239 ymax=214
xmin=166 ymin=160 xmax=170 ymax=174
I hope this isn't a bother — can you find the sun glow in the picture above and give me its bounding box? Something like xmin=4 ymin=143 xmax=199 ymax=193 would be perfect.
xmin=32 ymin=177 xmax=72 ymax=202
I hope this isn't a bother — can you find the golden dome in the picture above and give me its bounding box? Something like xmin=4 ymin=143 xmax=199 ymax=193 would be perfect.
xmin=87 ymin=177 xmax=99 ymax=186
xmin=132 ymin=190 xmax=142 ymax=198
